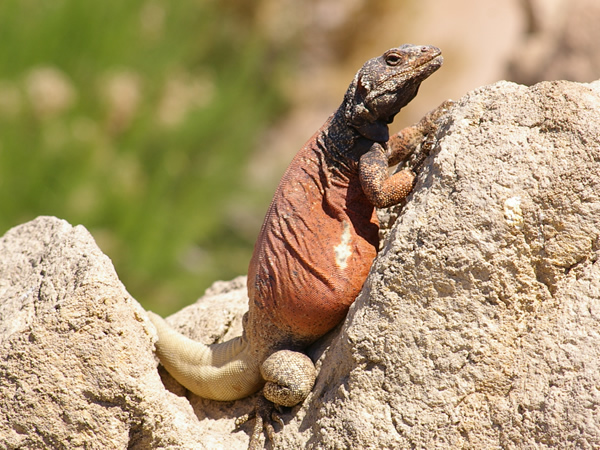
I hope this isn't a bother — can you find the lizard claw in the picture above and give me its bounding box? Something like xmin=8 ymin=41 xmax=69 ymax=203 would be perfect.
xmin=271 ymin=404 xmax=284 ymax=428
xmin=417 ymin=98 xmax=454 ymax=134
xmin=235 ymin=350 xmax=315 ymax=448
xmin=430 ymin=98 xmax=455 ymax=118
xmin=235 ymin=395 xmax=282 ymax=449
xmin=408 ymin=134 xmax=437 ymax=173
xmin=436 ymin=98 xmax=455 ymax=112
xmin=406 ymin=99 xmax=454 ymax=172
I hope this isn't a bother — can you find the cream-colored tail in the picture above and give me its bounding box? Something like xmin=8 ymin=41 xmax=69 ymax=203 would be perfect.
xmin=147 ymin=311 xmax=263 ymax=401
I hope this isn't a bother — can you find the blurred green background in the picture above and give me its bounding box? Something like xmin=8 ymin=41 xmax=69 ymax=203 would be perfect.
xmin=0 ymin=1 xmax=291 ymax=315
xmin=1 ymin=1 xmax=547 ymax=316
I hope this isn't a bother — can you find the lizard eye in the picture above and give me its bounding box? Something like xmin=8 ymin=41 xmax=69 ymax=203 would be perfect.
xmin=385 ymin=52 xmax=403 ymax=66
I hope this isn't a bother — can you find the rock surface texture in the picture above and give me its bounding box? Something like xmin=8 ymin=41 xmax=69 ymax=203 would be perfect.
xmin=0 ymin=217 xmax=235 ymax=449
xmin=1 ymin=78 xmax=600 ymax=449
xmin=280 ymin=79 xmax=600 ymax=448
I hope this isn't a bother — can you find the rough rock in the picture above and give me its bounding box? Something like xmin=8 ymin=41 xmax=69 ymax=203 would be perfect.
xmin=278 ymin=79 xmax=600 ymax=448
xmin=2 ymin=77 xmax=600 ymax=449
xmin=0 ymin=217 xmax=245 ymax=449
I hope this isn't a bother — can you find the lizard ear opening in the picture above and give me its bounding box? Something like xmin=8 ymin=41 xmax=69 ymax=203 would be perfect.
xmin=343 ymin=74 xmax=389 ymax=142
xmin=344 ymin=74 xmax=375 ymax=127
xmin=356 ymin=77 xmax=370 ymax=100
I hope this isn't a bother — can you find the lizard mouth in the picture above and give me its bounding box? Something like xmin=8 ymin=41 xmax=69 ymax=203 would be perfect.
xmin=397 ymin=52 xmax=443 ymax=81
xmin=372 ymin=50 xmax=443 ymax=92
xmin=418 ymin=53 xmax=443 ymax=74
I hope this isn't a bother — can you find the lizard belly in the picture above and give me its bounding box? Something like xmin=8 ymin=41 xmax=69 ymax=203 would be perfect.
xmin=248 ymin=145 xmax=378 ymax=340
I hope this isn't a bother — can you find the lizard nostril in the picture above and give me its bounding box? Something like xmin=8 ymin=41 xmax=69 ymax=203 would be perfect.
xmin=421 ymin=46 xmax=428 ymax=52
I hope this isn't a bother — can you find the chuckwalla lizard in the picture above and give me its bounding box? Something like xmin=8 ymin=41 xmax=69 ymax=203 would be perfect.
xmin=147 ymin=44 xmax=450 ymax=447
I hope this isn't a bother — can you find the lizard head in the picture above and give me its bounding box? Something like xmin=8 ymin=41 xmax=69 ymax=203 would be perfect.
xmin=344 ymin=44 xmax=443 ymax=142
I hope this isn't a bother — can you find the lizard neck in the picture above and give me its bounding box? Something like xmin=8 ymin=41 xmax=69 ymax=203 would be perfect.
xmin=320 ymin=106 xmax=387 ymax=173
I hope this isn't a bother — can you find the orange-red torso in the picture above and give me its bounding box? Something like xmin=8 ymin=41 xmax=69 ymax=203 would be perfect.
xmin=247 ymin=124 xmax=379 ymax=340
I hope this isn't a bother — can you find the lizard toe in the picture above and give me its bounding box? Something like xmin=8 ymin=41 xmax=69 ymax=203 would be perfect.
xmin=235 ymin=395 xmax=280 ymax=450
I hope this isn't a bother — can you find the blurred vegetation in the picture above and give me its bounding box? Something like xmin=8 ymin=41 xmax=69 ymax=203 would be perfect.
xmin=0 ymin=1 xmax=293 ymax=315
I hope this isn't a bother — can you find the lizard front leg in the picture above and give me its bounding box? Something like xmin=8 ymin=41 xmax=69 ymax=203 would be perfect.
xmin=388 ymin=99 xmax=454 ymax=169
xmin=359 ymin=142 xmax=416 ymax=209
xmin=359 ymin=100 xmax=453 ymax=209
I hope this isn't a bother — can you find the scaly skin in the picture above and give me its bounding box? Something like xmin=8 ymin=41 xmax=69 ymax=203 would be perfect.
xmin=147 ymin=44 xmax=450 ymax=447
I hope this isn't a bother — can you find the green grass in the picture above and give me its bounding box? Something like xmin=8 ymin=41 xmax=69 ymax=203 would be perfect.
xmin=0 ymin=1 xmax=291 ymax=315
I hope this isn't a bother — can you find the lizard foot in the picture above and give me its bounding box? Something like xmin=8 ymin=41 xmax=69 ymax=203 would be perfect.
xmin=404 ymin=99 xmax=455 ymax=173
xmin=235 ymin=395 xmax=283 ymax=450
xmin=235 ymin=350 xmax=316 ymax=449
xmin=406 ymin=133 xmax=438 ymax=173
xmin=418 ymin=99 xmax=455 ymax=134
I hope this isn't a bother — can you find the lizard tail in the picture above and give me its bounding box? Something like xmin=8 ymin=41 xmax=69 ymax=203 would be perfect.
xmin=147 ymin=311 xmax=264 ymax=401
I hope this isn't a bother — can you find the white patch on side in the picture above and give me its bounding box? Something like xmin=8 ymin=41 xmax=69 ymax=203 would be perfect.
xmin=334 ymin=221 xmax=352 ymax=269
xmin=503 ymin=196 xmax=524 ymax=229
